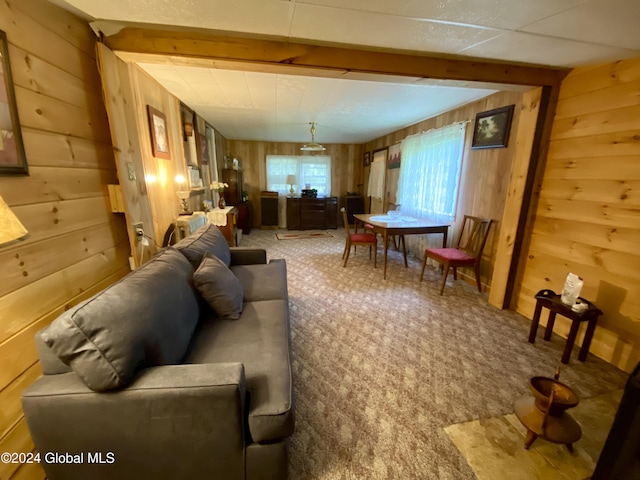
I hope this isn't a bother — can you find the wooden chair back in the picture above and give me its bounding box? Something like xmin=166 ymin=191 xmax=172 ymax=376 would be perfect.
xmin=456 ymin=215 xmax=493 ymax=260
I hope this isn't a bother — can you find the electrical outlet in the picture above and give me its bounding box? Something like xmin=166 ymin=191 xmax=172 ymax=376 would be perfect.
xmin=132 ymin=222 xmax=144 ymax=242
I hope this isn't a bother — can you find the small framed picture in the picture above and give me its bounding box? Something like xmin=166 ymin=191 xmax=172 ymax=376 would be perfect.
xmin=471 ymin=105 xmax=515 ymax=149
xmin=147 ymin=105 xmax=171 ymax=159
xmin=0 ymin=30 xmax=28 ymax=175
xmin=363 ymin=151 xmax=371 ymax=167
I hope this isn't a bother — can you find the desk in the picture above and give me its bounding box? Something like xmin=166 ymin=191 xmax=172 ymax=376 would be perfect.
xmin=354 ymin=213 xmax=449 ymax=279
xmin=528 ymin=289 xmax=602 ymax=364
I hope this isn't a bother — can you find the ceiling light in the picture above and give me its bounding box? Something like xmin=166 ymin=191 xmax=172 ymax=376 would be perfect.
xmin=300 ymin=122 xmax=326 ymax=152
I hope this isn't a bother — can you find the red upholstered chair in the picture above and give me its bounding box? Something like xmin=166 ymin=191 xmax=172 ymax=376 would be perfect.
xmin=341 ymin=207 xmax=377 ymax=268
xmin=420 ymin=215 xmax=492 ymax=295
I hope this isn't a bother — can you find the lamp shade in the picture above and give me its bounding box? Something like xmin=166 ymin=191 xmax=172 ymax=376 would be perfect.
xmin=0 ymin=194 xmax=28 ymax=248
xmin=286 ymin=175 xmax=296 ymax=185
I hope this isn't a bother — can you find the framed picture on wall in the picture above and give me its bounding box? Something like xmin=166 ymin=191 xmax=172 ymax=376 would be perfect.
xmin=388 ymin=143 xmax=401 ymax=169
xmin=147 ymin=105 xmax=171 ymax=160
xmin=471 ymin=104 xmax=515 ymax=149
xmin=363 ymin=151 xmax=371 ymax=166
xmin=0 ymin=30 xmax=28 ymax=175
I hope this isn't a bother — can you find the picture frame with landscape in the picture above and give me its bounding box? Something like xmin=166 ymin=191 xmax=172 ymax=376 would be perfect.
xmin=471 ymin=105 xmax=515 ymax=149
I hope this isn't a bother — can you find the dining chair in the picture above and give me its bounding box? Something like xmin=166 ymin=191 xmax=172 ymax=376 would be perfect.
xmin=420 ymin=215 xmax=492 ymax=295
xmin=341 ymin=207 xmax=377 ymax=268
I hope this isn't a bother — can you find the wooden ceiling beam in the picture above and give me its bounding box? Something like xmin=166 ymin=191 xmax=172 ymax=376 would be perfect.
xmin=102 ymin=26 xmax=568 ymax=87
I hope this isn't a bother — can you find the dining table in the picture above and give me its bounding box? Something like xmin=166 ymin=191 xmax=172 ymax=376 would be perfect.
xmin=353 ymin=213 xmax=450 ymax=279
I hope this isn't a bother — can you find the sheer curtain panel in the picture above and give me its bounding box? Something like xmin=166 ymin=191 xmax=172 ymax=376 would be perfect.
xmin=397 ymin=122 xmax=467 ymax=257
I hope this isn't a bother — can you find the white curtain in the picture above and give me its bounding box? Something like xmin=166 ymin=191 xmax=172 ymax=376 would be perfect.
xmin=397 ymin=122 xmax=467 ymax=257
xmin=367 ymin=158 xmax=385 ymax=200
xmin=266 ymin=155 xmax=332 ymax=227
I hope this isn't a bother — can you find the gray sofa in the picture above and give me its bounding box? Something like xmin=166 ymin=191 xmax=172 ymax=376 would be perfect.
xmin=21 ymin=224 xmax=294 ymax=480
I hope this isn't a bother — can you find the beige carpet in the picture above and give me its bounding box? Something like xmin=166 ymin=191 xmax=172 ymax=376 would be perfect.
xmin=239 ymin=228 xmax=628 ymax=479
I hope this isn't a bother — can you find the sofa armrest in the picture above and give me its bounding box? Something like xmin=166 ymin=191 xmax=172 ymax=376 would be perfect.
xmin=22 ymin=363 xmax=247 ymax=480
xmin=230 ymin=248 xmax=267 ymax=265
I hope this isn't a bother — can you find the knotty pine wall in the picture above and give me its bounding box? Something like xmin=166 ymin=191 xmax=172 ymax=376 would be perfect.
xmin=223 ymin=140 xmax=362 ymax=226
xmin=98 ymin=46 xmax=193 ymax=257
xmin=361 ymin=90 xmax=528 ymax=292
xmin=0 ymin=1 xmax=130 ymax=479
xmin=514 ymin=59 xmax=640 ymax=373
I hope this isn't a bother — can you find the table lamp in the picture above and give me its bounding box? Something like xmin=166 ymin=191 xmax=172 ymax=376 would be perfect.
xmin=286 ymin=175 xmax=296 ymax=197
xmin=0 ymin=194 xmax=29 ymax=248
xmin=175 ymin=174 xmax=192 ymax=215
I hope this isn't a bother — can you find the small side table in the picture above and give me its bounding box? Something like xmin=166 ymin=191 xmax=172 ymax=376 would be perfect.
xmin=528 ymin=289 xmax=603 ymax=364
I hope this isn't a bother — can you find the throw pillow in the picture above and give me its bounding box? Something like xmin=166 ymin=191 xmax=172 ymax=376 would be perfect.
xmin=193 ymin=253 xmax=244 ymax=320
xmin=174 ymin=223 xmax=231 ymax=269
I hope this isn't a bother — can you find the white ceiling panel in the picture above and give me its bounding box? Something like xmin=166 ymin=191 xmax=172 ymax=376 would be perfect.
xmin=521 ymin=0 xmax=640 ymax=50
xmin=293 ymin=0 xmax=589 ymax=30
xmin=459 ymin=31 xmax=637 ymax=67
xmin=289 ymin=4 xmax=500 ymax=54
xmin=53 ymin=0 xmax=295 ymax=35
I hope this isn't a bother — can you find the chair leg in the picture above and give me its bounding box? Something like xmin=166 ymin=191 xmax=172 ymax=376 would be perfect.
xmin=343 ymin=241 xmax=351 ymax=267
xmin=420 ymin=253 xmax=428 ymax=282
xmin=369 ymin=245 xmax=372 ymax=259
xmin=342 ymin=240 xmax=349 ymax=260
xmin=474 ymin=262 xmax=482 ymax=292
xmin=373 ymin=244 xmax=377 ymax=268
xmin=439 ymin=264 xmax=450 ymax=295
xmin=452 ymin=267 xmax=457 ymax=280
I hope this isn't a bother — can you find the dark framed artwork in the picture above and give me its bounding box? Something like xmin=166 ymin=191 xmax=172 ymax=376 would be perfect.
xmin=0 ymin=30 xmax=28 ymax=175
xmin=471 ymin=105 xmax=515 ymax=149
xmin=363 ymin=151 xmax=371 ymax=167
xmin=147 ymin=105 xmax=171 ymax=160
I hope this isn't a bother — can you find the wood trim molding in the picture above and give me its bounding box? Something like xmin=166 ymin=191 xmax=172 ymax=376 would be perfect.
xmin=102 ymin=25 xmax=568 ymax=87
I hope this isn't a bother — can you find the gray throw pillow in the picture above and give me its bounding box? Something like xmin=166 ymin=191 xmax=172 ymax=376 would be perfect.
xmin=193 ymin=253 xmax=244 ymax=320
xmin=174 ymin=223 xmax=231 ymax=268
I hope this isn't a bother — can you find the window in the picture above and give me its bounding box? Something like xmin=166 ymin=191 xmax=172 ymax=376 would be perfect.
xmin=266 ymin=155 xmax=332 ymax=196
xmin=397 ymin=123 xmax=466 ymax=224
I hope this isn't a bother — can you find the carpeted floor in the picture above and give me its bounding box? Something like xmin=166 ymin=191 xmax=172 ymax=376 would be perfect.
xmin=239 ymin=228 xmax=628 ymax=479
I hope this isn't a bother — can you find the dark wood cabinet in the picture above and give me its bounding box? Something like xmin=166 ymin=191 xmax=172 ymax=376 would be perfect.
xmin=343 ymin=195 xmax=364 ymax=224
xmin=221 ymin=168 xmax=243 ymax=205
xmin=236 ymin=201 xmax=253 ymax=234
xmin=287 ymin=197 xmax=338 ymax=230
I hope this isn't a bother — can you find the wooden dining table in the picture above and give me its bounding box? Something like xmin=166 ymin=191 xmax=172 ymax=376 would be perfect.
xmin=353 ymin=213 xmax=449 ymax=279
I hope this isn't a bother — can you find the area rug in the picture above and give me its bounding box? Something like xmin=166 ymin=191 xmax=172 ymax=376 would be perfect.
xmin=444 ymin=389 xmax=623 ymax=480
xmin=275 ymin=231 xmax=334 ymax=240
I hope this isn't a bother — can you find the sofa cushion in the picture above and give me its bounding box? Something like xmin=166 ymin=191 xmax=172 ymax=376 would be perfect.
xmin=40 ymin=248 xmax=200 ymax=392
xmin=175 ymin=223 xmax=231 ymax=268
xmin=193 ymin=253 xmax=244 ymax=320
xmin=230 ymin=259 xmax=288 ymax=302
xmin=184 ymin=300 xmax=294 ymax=443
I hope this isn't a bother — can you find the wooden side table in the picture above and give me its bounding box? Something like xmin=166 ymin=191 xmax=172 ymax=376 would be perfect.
xmin=528 ymin=289 xmax=603 ymax=364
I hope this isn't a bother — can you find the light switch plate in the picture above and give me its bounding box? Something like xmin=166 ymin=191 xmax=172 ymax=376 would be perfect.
xmin=126 ymin=162 xmax=136 ymax=181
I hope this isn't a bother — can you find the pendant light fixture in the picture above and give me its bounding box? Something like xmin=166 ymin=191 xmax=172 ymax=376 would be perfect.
xmin=300 ymin=122 xmax=326 ymax=152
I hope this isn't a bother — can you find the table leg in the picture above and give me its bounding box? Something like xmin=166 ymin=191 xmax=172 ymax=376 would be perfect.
xmin=401 ymin=235 xmax=408 ymax=267
xmin=442 ymin=229 xmax=448 ymax=248
xmin=544 ymin=312 xmax=557 ymax=341
xmin=529 ymin=302 xmax=543 ymax=343
xmin=579 ymin=317 xmax=598 ymax=362
xmin=383 ymin=232 xmax=390 ymax=280
xmin=562 ymin=318 xmax=581 ymax=364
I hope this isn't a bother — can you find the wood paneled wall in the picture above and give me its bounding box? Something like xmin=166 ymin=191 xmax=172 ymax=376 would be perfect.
xmin=0 ymin=1 xmax=130 ymax=479
xmin=224 ymin=140 xmax=362 ymax=226
xmin=361 ymin=91 xmax=528 ymax=292
xmin=515 ymin=58 xmax=640 ymax=372
xmin=98 ymin=47 xmax=195 ymax=260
